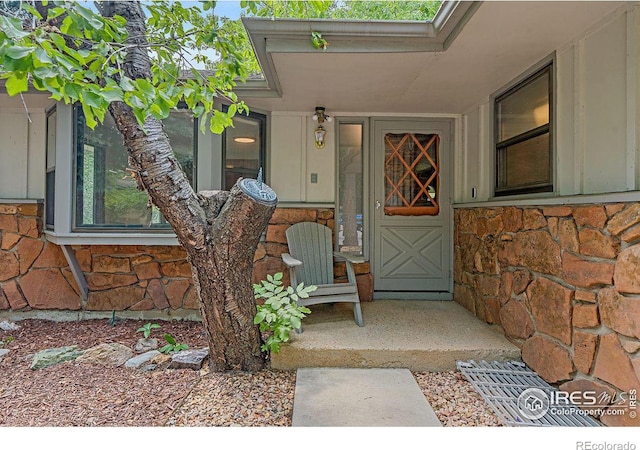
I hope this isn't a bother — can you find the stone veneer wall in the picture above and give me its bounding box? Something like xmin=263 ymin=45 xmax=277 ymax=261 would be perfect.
xmin=0 ymin=204 xmax=372 ymax=318
xmin=454 ymin=202 xmax=640 ymax=426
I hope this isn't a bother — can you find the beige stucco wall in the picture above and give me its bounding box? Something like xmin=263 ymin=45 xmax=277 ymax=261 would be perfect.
xmin=0 ymin=94 xmax=52 ymax=200
xmin=458 ymin=5 xmax=640 ymax=203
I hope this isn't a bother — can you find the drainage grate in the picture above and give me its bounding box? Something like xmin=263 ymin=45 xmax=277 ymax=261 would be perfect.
xmin=457 ymin=360 xmax=601 ymax=427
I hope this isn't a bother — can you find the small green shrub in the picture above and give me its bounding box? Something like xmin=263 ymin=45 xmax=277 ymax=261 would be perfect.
xmin=253 ymin=272 xmax=316 ymax=354
xmin=137 ymin=322 xmax=161 ymax=339
xmin=159 ymin=333 xmax=189 ymax=354
xmin=0 ymin=336 xmax=14 ymax=347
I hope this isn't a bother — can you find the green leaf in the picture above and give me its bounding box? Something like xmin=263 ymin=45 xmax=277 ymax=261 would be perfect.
xmin=5 ymin=74 xmax=28 ymax=96
xmin=6 ymin=46 xmax=34 ymax=60
xmin=164 ymin=333 xmax=177 ymax=345
xmin=0 ymin=15 xmax=29 ymax=39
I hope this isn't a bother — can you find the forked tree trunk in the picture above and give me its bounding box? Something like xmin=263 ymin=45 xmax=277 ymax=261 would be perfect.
xmin=102 ymin=1 xmax=275 ymax=371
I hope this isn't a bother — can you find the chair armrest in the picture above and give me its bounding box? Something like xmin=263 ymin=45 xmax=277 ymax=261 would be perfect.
xmin=282 ymin=253 xmax=302 ymax=267
xmin=334 ymin=251 xmax=365 ymax=265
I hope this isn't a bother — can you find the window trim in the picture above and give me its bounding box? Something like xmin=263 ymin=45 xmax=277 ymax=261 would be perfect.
xmin=221 ymin=106 xmax=267 ymax=189
xmin=45 ymin=105 xmax=57 ymax=231
xmin=71 ymin=104 xmax=198 ymax=233
xmin=493 ymin=60 xmax=555 ymax=198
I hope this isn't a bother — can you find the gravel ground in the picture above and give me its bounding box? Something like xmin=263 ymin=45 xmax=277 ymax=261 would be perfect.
xmin=0 ymin=318 xmax=501 ymax=427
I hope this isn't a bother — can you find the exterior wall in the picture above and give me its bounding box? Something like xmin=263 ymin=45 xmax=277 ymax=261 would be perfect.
xmin=454 ymin=202 xmax=640 ymax=426
xmin=269 ymin=112 xmax=335 ymax=203
xmin=0 ymin=204 xmax=372 ymax=319
xmin=457 ymin=5 xmax=640 ymax=203
xmin=0 ymin=94 xmax=51 ymax=200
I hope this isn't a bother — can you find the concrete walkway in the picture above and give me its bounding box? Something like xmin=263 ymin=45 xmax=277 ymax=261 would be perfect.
xmin=292 ymin=368 xmax=441 ymax=427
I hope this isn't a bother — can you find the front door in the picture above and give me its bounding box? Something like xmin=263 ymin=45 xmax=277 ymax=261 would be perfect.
xmin=372 ymin=119 xmax=452 ymax=294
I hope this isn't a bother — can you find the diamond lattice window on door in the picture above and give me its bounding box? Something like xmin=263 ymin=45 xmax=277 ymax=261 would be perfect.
xmin=384 ymin=133 xmax=440 ymax=216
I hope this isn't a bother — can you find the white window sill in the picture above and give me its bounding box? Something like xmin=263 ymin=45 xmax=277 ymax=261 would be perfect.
xmin=44 ymin=230 xmax=180 ymax=246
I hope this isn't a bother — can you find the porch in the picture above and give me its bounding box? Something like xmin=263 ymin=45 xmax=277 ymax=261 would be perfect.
xmin=271 ymin=300 xmax=521 ymax=372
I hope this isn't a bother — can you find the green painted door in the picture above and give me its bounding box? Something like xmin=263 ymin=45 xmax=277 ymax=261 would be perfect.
xmin=372 ymin=119 xmax=452 ymax=294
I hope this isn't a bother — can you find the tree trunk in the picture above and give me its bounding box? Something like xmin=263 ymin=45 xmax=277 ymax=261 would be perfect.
xmin=102 ymin=1 xmax=275 ymax=371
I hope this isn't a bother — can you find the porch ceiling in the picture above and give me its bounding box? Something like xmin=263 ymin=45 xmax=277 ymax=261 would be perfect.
xmin=239 ymin=1 xmax=627 ymax=114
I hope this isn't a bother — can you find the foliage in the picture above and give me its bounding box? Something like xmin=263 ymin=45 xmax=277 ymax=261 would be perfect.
xmin=109 ymin=310 xmax=121 ymax=327
xmin=330 ymin=1 xmax=442 ymax=21
xmin=136 ymin=322 xmax=161 ymax=339
xmin=159 ymin=333 xmax=189 ymax=354
xmin=0 ymin=0 xmax=248 ymax=133
xmin=253 ymin=272 xmax=315 ymax=354
xmin=0 ymin=335 xmax=15 ymax=347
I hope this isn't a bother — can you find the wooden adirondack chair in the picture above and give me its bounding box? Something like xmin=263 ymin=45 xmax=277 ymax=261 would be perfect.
xmin=281 ymin=222 xmax=364 ymax=327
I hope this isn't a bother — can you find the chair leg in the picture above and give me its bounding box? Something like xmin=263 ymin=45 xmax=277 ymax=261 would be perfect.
xmin=353 ymin=302 xmax=364 ymax=327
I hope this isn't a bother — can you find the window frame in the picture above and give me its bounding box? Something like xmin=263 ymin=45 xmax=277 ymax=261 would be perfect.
xmin=493 ymin=61 xmax=554 ymax=197
xmin=71 ymin=104 xmax=198 ymax=233
xmin=45 ymin=105 xmax=57 ymax=230
xmin=221 ymin=106 xmax=267 ymax=189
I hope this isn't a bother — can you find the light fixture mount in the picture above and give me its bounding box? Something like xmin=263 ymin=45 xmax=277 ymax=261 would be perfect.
xmin=312 ymin=106 xmax=332 ymax=124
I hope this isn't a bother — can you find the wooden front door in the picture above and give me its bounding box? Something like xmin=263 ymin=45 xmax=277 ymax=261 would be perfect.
xmin=372 ymin=119 xmax=452 ymax=294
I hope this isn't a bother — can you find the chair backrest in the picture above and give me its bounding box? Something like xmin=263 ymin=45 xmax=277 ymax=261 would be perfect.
xmin=285 ymin=222 xmax=334 ymax=286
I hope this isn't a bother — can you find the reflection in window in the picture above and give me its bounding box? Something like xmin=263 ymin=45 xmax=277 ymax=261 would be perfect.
xmin=223 ymin=111 xmax=266 ymax=190
xmin=337 ymin=123 xmax=364 ymax=256
xmin=495 ymin=63 xmax=552 ymax=196
xmin=74 ymin=106 xmax=196 ymax=229
xmin=45 ymin=108 xmax=56 ymax=230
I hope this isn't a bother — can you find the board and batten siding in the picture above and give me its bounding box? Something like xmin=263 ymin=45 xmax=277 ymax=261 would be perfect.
xmin=458 ymin=4 xmax=640 ymax=203
xmin=0 ymin=94 xmax=50 ymax=200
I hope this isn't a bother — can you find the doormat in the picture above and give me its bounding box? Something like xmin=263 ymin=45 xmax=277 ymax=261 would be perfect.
xmin=457 ymin=360 xmax=601 ymax=427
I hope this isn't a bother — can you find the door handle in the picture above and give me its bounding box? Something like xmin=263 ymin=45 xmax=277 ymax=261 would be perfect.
xmin=375 ymin=200 xmax=381 ymax=210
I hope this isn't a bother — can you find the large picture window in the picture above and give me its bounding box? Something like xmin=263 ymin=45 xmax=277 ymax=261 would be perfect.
xmin=495 ymin=64 xmax=553 ymax=196
xmin=74 ymin=106 xmax=196 ymax=230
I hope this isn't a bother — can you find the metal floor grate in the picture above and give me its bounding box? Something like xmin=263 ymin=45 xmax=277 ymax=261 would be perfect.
xmin=457 ymin=360 xmax=601 ymax=427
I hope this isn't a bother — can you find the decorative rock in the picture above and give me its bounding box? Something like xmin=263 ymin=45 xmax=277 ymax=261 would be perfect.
xmin=522 ymin=208 xmax=547 ymax=230
xmin=86 ymin=273 xmax=138 ymax=290
xmin=269 ymin=208 xmax=317 ymax=224
xmin=169 ymin=347 xmax=209 ymax=370
xmin=0 ymin=288 xmax=8 ymax=310
xmin=484 ymin=297 xmax=501 ymax=325
xmin=522 ymin=336 xmax=573 ymax=383
xmin=605 ymin=203 xmax=626 ymax=218
xmin=498 ymin=271 xmax=513 ymax=305
xmin=86 ymin=286 xmax=146 ymax=310
xmin=499 ymin=300 xmax=534 ymax=340
xmin=0 ymin=348 xmax=9 ymax=361
xmin=454 ymin=284 xmax=476 ymax=314
xmin=3 ymin=280 xmax=27 ymax=310
xmin=562 ymin=253 xmax=614 ymax=288
xmin=0 ymin=320 xmax=20 ymax=331
xmin=1 ymin=232 xmax=21 ymax=250
xmin=607 ymin=203 xmax=640 ymax=235
xmin=512 ymin=270 xmax=532 ymax=295
xmin=134 ymin=338 xmax=159 ymax=353
xmin=572 ymin=303 xmax=599 ymax=328
xmin=619 ymin=336 xmax=640 ymax=354
xmin=527 ymin=277 xmax=573 ymax=345
xmin=573 ymin=205 xmax=607 ymax=228
xmin=32 ymin=243 xmax=67 ymax=268
xmin=183 ymin=287 xmax=200 ymax=310
xmin=75 ymin=343 xmax=133 ymax=367
xmin=543 ymin=206 xmax=573 ymax=217
xmin=578 ymin=228 xmax=618 ymax=259
xmin=16 ymin=237 xmax=44 ymax=274
xmin=573 ymin=331 xmax=598 ymax=374
xmin=124 ymin=350 xmax=161 ymax=369
xmin=93 ymin=255 xmax=131 ymax=273
xmin=575 ymin=290 xmax=597 ymax=303
xmin=133 ymin=261 xmax=161 ymax=280
xmin=502 ymin=207 xmax=523 ymax=233
xmin=0 ymin=252 xmax=19 ymax=282
xmin=18 ymin=216 xmax=39 ymax=238
xmin=160 ymin=260 xmax=192 ymax=278
xmin=147 ymin=279 xmax=170 ymax=309
xmin=19 ymin=269 xmax=81 ymax=310
xmin=593 ymin=333 xmax=640 ymax=393
xmin=145 ymin=246 xmax=187 ymax=262
xmin=598 ymin=287 xmax=640 ymax=339
xmin=558 ymin=219 xmax=579 ymax=253
xmin=30 ymin=346 xmax=84 ymax=370
xmin=547 ymin=217 xmax=559 ymax=238
xmin=621 ymin=224 xmax=640 ymax=244
xmin=614 ymin=244 xmax=640 ymax=294
xmin=165 ymin=279 xmax=191 ymax=309
xmin=559 ymin=379 xmax=615 ymax=415
xmin=498 ymin=230 xmax=561 ymax=276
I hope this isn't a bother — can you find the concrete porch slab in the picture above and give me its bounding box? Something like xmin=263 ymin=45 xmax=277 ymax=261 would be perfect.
xmin=292 ymin=368 xmax=441 ymax=427
xmin=271 ymin=300 xmax=521 ymax=371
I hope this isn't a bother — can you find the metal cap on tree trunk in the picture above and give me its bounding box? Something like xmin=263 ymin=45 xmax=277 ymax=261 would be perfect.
xmin=238 ymin=168 xmax=278 ymax=206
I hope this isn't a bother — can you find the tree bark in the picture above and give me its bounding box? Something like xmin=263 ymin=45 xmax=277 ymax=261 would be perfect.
xmin=101 ymin=1 xmax=275 ymax=371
